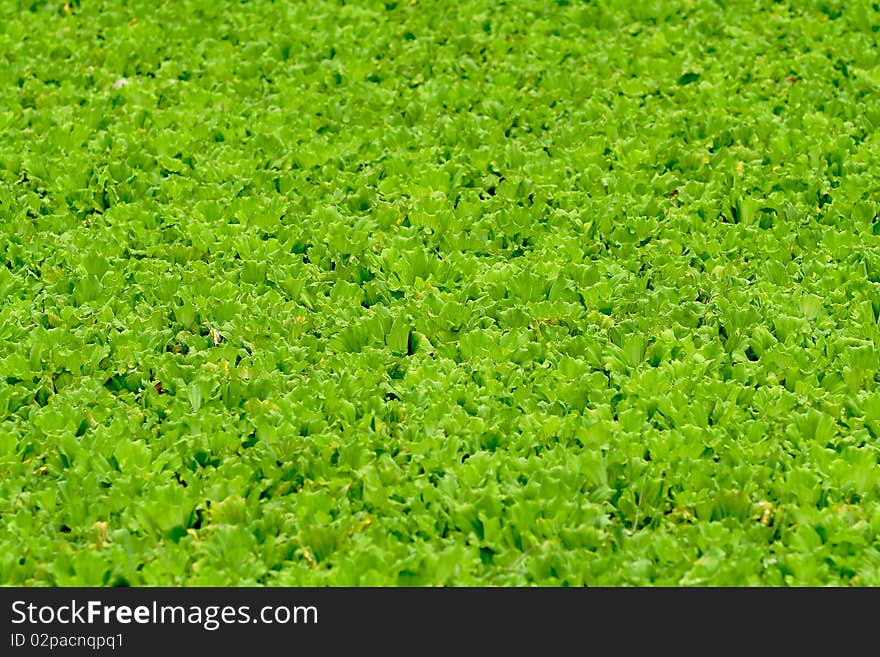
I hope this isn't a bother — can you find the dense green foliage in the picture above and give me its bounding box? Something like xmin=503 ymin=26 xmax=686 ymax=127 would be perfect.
xmin=1 ymin=0 xmax=880 ymax=585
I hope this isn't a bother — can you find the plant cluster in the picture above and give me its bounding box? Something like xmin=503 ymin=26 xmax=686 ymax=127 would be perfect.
xmin=1 ymin=0 xmax=879 ymax=585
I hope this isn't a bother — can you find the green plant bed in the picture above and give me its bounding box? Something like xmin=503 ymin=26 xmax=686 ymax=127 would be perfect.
xmin=1 ymin=0 xmax=879 ymax=585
